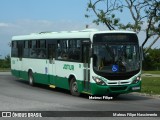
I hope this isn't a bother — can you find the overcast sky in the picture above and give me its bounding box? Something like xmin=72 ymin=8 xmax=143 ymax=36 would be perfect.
xmin=0 ymin=0 xmax=159 ymax=58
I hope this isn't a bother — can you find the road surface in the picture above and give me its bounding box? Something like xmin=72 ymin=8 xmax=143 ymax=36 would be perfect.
xmin=0 ymin=72 xmax=159 ymax=120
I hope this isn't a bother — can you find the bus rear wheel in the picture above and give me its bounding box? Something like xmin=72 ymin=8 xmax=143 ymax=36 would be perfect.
xmin=70 ymin=78 xmax=80 ymax=96
xmin=28 ymin=71 xmax=34 ymax=86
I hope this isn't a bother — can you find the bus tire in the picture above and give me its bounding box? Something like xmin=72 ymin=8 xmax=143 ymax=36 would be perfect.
xmin=28 ymin=71 xmax=34 ymax=86
xmin=70 ymin=78 xmax=80 ymax=96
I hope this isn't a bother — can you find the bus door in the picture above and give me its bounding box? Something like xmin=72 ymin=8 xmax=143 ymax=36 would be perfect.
xmin=48 ymin=44 xmax=56 ymax=85
xmin=82 ymin=42 xmax=90 ymax=91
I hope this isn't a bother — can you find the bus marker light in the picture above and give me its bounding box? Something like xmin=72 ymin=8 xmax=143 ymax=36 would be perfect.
xmin=49 ymin=85 xmax=56 ymax=88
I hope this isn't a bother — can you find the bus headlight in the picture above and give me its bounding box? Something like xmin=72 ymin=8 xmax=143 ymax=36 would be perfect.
xmin=132 ymin=76 xmax=141 ymax=84
xmin=92 ymin=76 xmax=106 ymax=86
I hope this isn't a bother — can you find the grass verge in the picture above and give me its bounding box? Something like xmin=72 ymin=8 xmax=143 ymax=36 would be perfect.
xmin=142 ymin=71 xmax=160 ymax=74
xmin=141 ymin=77 xmax=160 ymax=95
xmin=0 ymin=68 xmax=11 ymax=72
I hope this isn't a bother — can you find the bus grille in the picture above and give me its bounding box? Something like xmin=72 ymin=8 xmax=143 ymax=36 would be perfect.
xmin=110 ymin=86 xmax=127 ymax=91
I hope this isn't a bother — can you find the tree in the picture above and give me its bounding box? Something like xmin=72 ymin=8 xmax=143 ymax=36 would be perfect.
xmin=143 ymin=48 xmax=160 ymax=70
xmin=86 ymin=0 xmax=160 ymax=49
xmin=0 ymin=55 xmax=10 ymax=68
xmin=85 ymin=0 xmax=123 ymax=30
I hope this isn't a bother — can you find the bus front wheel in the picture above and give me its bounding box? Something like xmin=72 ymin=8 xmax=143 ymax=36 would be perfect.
xmin=70 ymin=78 xmax=80 ymax=96
xmin=28 ymin=71 xmax=34 ymax=86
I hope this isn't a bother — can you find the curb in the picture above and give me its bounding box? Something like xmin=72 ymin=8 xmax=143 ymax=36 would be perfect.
xmin=142 ymin=74 xmax=160 ymax=77
xmin=131 ymin=92 xmax=160 ymax=99
xmin=0 ymin=72 xmax=11 ymax=75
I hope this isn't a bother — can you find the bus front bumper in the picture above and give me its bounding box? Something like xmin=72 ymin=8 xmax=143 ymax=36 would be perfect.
xmin=90 ymin=81 xmax=141 ymax=95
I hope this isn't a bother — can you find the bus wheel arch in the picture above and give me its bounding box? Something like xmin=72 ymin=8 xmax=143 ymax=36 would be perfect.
xmin=28 ymin=69 xmax=34 ymax=86
xmin=68 ymin=75 xmax=80 ymax=96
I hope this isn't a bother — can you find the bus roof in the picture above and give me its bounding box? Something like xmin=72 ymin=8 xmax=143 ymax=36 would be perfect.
xmin=12 ymin=29 xmax=136 ymax=41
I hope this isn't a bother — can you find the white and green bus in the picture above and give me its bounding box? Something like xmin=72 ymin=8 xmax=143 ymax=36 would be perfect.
xmin=11 ymin=29 xmax=142 ymax=96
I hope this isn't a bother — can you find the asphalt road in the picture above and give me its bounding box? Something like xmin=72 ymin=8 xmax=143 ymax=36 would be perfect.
xmin=0 ymin=72 xmax=160 ymax=120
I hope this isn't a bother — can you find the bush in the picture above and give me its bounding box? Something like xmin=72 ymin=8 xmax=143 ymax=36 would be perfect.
xmin=142 ymin=48 xmax=160 ymax=71
xmin=0 ymin=55 xmax=11 ymax=69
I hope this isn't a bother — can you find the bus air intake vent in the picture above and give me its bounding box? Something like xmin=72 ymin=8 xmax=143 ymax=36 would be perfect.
xmin=110 ymin=86 xmax=127 ymax=91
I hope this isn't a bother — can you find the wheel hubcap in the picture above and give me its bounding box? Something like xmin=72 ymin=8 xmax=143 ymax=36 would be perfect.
xmin=29 ymin=76 xmax=33 ymax=84
xmin=72 ymin=82 xmax=78 ymax=92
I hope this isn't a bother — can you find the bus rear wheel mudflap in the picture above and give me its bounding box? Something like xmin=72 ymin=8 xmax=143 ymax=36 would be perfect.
xmin=70 ymin=77 xmax=80 ymax=96
xmin=28 ymin=70 xmax=34 ymax=86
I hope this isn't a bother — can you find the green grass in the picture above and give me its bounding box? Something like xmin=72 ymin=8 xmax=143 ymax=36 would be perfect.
xmin=141 ymin=77 xmax=160 ymax=95
xmin=142 ymin=71 xmax=160 ymax=74
xmin=0 ymin=68 xmax=11 ymax=72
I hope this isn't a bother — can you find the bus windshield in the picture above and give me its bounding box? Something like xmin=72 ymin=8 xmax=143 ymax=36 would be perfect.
xmin=93 ymin=33 xmax=140 ymax=74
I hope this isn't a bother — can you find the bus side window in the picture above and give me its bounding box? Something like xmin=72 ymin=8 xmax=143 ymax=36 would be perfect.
xmin=56 ymin=39 xmax=81 ymax=61
xmin=29 ymin=41 xmax=36 ymax=58
xmin=57 ymin=40 xmax=68 ymax=60
xmin=48 ymin=44 xmax=55 ymax=59
xmin=17 ymin=41 xmax=24 ymax=60
xmin=68 ymin=40 xmax=81 ymax=61
xmin=11 ymin=41 xmax=18 ymax=57
xmin=38 ymin=40 xmax=46 ymax=59
xmin=57 ymin=40 xmax=61 ymax=59
xmin=23 ymin=41 xmax=29 ymax=57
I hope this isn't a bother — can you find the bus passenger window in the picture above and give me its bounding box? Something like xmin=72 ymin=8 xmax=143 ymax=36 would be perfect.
xmin=57 ymin=40 xmax=68 ymax=60
xmin=68 ymin=40 xmax=80 ymax=61
xmin=38 ymin=40 xmax=46 ymax=59
xmin=23 ymin=41 xmax=29 ymax=57
xmin=11 ymin=41 xmax=18 ymax=57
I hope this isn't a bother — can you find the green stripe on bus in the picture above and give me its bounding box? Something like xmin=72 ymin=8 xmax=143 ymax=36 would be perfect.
xmin=11 ymin=69 xmax=141 ymax=95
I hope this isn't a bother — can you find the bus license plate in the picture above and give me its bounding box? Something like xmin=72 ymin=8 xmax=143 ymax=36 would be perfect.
xmin=132 ymin=87 xmax=140 ymax=90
